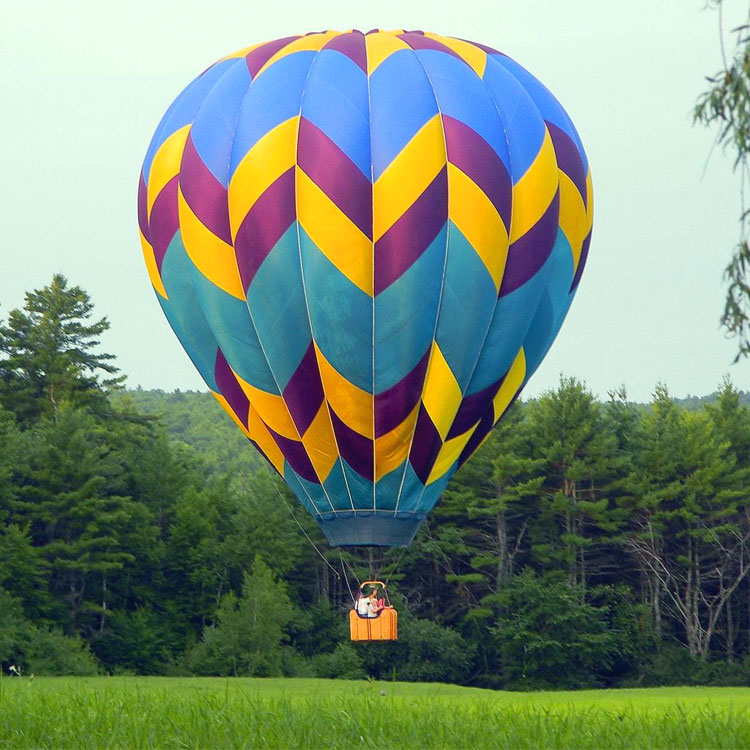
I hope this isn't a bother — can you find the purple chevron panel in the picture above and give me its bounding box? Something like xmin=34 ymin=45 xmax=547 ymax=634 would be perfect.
xmin=546 ymin=121 xmax=587 ymax=208
xmin=138 ymin=174 xmax=150 ymax=241
xmin=322 ymin=31 xmax=367 ymax=73
xmin=499 ymin=190 xmax=560 ymax=297
xmin=374 ymin=347 xmax=431 ymax=437
xmin=214 ymin=348 xmax=249 ymax=427
xmin=149 ymin=176 xmax=180 ymax=271
xmin=442 ymin=114 xmax=512 ymax=229
xmin=446 ymin=376 xmax=504 ymax=440
xmin=330 ymin=407 xmax=374 ymax=481
xmin=297 ymin=117 xmax=372 ymax=238
xmin=245 ymin=36 xmax=301 ymax=78
xmin=457 ymin=409 xmax=495 ymax=467
xmin=270 ymin=429 xmax=319 ymax=483
xmin=409 ymin=406 xmax=443 ymax=484
xmin=283 ymin=342 xmax=325 ymax=435
xmin=234 ymin=167 xmax=296 ymax=290
xmin=180 ymin=134 xmax=232 ymax=244
xmin=374 ymin=167 xmax=448 ymax=295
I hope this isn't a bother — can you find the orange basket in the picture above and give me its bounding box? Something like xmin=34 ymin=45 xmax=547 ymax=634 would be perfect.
xmin=349 ymin=580 xmax=398 ymax=641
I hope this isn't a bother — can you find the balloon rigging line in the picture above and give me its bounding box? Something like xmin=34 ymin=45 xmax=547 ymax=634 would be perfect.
xmin=340 ymin=553 xmax=361 ymax=590
xmin=275 ymin=487 xmax=340 ymax=580
xmin=338 ymin=550 xmax=356 ymax=605
xmin=383 ymin=545 xmax=409 ymax=589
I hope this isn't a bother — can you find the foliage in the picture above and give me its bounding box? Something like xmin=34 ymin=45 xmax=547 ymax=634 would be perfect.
xmin=0 ymin=588 xmax=28 ymax=666
xmin=694 ymin=2 xmax=750 ymax=359
xmin=484 ymin=570 xmax=633 ymax=690
xmin=395 ymin=618 xmax=475 ymax=683
xmin=92 ymin=607 xmax=174 ymax=675
xmin=356 ymin=613 xmax=475 ymax=684
xmin=22 ymin=628 xmax=100 ymax=676
xmin=0 ymin=587 xmax=99 ymax=675
xmin=289 ymin=599 xmax=348 ymax=657
xmin=311 ymin=643 xmax=366 ymax=679
xmin=0 ymin=274 xmax=121 ymax=422
xmin=187 ymin=558 xmax=295 ymax=676
xmin=637 ymin=644 xmax=750 ymax=688
xmin=114 ymin=388 xmax=264 ymax=477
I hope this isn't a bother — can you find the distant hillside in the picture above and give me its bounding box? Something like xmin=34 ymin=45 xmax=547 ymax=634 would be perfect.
xmin=674 ymin=390 xmax=750 ymax=410
xmin=115 ymin=387 xmax=749 ymax=476
xmin=116 ymin=388 xmax=265 ymax=476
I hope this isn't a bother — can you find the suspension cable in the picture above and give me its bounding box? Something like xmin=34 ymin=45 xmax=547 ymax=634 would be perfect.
xmin=384 ymin=545 xmax=409 ymax=588
xmin=340 ymin=553 xmax=361 ymax=588
xmin=275 ymin=487 xmax=340 ymax=580
xmin=338 ymin=550 xmax=356 ymax=605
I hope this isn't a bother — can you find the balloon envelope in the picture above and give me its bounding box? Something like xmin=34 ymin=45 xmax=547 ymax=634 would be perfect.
xmin=138 ymin=30 xmax=593 ymax=547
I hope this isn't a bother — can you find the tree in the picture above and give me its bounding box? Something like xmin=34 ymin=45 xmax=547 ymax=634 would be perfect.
xmin=0 ymin=587 xmax=29 ymax=668
xmin=625 ymin=385 xmax=750 ymax=658
xmin=437 ymin=404 xmax=543 ymax=614
xmin=0 ymin=405 xmax=46 ymax=615
xmin=484 ymin=570 xmax=632 ymax=690
xmin=12 ymin=407 xmax=147 ymax=635
xmin=188 ymin=557 xmax=294 ymax=676
xmin=93 ymin=607 xmax=174 ymax=675
xmin=706 ymin=377 xmax=750 ymax=466
xmin=0 ymin=274 xmax=121 ymax=422
xmin=526 ymin=376 xmax=622 ymax=592
xmin=705 ymin=378 xmax=750 ymax=659
xmin=0 ymin=404 xmax=21 ymax=507
xmin=694 ymin=1 xmax=750 ymax=359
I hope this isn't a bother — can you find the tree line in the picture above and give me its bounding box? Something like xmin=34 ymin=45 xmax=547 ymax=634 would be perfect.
xmin=1 ymin=275 xmax=750 ymax=689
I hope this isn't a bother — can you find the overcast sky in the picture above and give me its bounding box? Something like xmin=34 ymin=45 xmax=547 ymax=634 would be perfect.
xmin=2 ymin=0 xmax=749 ymax=402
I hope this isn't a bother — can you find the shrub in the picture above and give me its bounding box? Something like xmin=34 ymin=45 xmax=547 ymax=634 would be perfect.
xmin=281 ymin=647 xmax=316 ymax=677
xmin=397 ymin=619 xmax=475 ymax=683
xmin=24 ymin=629 xmax=100 ymax=676
xmin=637 ymin=645 xmax=750 ymax=687
xmin=313 ymin=643 xmax=366 ymax=680
xmin=356 ymin=616 xmax=474 ymax=684
xmin=93 ymin=607 xmax=173 ymax=675
xmin=0 ymin=587 xmax=99 ymax=676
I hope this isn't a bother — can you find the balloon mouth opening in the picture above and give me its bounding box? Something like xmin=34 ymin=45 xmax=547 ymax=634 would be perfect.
xmin=316 ymin=511 xmax=426 ymax=547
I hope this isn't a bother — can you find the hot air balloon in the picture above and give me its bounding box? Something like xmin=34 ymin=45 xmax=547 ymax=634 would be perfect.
xmin=137 ymin=29 xmax=593 ymax=551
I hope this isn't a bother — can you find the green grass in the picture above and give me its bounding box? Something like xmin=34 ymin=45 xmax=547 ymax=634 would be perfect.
xmin=1 ymin=677 xmax=749 ymax=749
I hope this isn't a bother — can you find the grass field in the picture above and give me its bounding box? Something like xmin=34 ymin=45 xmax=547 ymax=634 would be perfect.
xmin=1 ymin=677 xmax=749 ymax=749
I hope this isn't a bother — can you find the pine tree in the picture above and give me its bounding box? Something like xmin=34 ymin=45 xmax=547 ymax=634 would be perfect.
xmin=526 ymin=376 xmax=623 ymax=593
xmin=189 ymin=557 xmax=294 ymax=676
xmin=626 ymin=385 xmax=750 ymax=658
xmin=445 ymin=403 xmax=544 ymax=600
xmin=0 ymin=274 xmax=121 ymax=423
xmin=13 ymin=407 xmax=145 ymax=635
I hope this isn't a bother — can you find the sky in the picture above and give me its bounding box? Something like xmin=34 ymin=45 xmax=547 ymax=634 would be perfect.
xmin=2 ymin=0 xmax=749 ymax=402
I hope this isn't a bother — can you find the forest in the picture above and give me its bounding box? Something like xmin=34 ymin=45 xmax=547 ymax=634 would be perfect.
xmin=2 ymin=275 xmax=750 ymax=690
